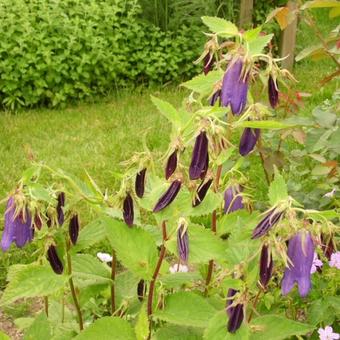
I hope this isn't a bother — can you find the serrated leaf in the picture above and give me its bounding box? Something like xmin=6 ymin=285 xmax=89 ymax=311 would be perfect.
xmin=160 ymin=272 xmax=202 ymax=289
xmin=243 ymin=26 xmax=262 ymax=42
xmin=135 ymin=305 xmax=149 ymax=340
xmin=201 ymin=16 xmax=238 ymax=37
xmin=28 ymin=183 xmax=54 ymax=204
xmin=151 ymin=96 xmax=183 ymax=128
xmin=268 ymin=171 xmax=288 ymax=205
xmin=154 ymin=291 xmax=216 ymax=328
xmin=181 ymin=70 xmax=224 ymax=96
xmin=250 ymin=315 xmax=314 ymax=340
xmin=154 ymin=325 xmax=202 ymax=340
xmin=104 ymin=217 xmax=158 ymax=279
xmin=23 ymin=313 xmax=52 ymax=340
xmin=166 ymin=224 xmax=226 ymax=264
xmin=247 ymin=34 xmax=273 ymax=56
xmin=0 ymin=263 xmax=68 ymax=306
xmin=74 ymin=317 xmax=136 ymax=340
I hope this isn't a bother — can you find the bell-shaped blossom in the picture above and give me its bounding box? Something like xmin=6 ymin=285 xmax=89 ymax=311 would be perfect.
xmin=226 ymin=288 xmax=244 ymax=333
xmin=259 ymin=245 xmax=273 ymax=288
xmin=251 ymin=208 xmax=283 ymax=239
xmin=221 ymin=59 xmax=248 ymax=115
xmin=281 ymin=232 xmax=314 ymax=297
xmin=224 ymin=185 xmax=243 ymax=214
xmin=1 ymin=196 xmax=33 ymax=252
xmin=239 ymin=128 xmax=260 ymax=156
xmin=177 ymin=224 xmax=189 ymax=263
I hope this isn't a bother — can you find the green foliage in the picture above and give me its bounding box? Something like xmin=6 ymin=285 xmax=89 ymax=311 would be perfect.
xmin=0 ymin=0 xmax=202 ymax=110
xmin=23 ymin=313 xmax=52 ymax=340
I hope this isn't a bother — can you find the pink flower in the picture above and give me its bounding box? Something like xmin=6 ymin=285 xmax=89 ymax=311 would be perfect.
xmin=310 ymin=252 xmax=323 ymax=274
xmin=329 ymin=252 xmax=340 ymax=269
xmin=318 ymin=326 xmax=339 ymax=340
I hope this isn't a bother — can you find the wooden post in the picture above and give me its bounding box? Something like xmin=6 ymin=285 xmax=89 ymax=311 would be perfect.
xmin=239 ymin=0 xmax=254 ymax=27
xmin=280 ymin=1 xmax=298 ymax=71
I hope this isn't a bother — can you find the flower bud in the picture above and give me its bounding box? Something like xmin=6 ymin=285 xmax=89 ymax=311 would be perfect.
xmin=69 ymin=214 xmax=80 ymax=245
xmin=137 ymin=279 xmax=146 ymax=302
xmin=153 ymin=180 xmax=181 ymax=212
xmin=123 ymin=193 xmax=134 ymax=227
xmin=177 ymin=223 xmax=189 ymax=263
xmin=224 ymin=185 xmax=243 ymax=214
xmin=239 ymin=128 xmax=260 ymax=156
xmin=135 ymin=168 xmax=146 ymax=198
xmin=259 ymin=245 xmax=273 ymax=288
xmin=189 ymin=131 xmax=209 ymax=180
xmin=210 ymin=90 xmax=221 ymax=106
xmin=226 ymin=289 xmax=244 ymax=333
xmin=47 ymin=245 xmax=64 ymax=275
xmin=165 ymin=150 xmax=177 ymax=180
xmin=251 ymin=208 xmax=283 ymax=239
xmin=57 ymin=192 xmax=65 ymax=226
xmin=193 ymin=178 xmax=213 ymax=207
xmin=203 ymin=53 xmax=214 ymax=75
xmin=268 ymin=75 xmax=279 ymax=108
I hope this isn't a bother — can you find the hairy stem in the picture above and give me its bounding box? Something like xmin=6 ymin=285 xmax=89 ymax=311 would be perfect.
xmin=111 ymin=250 xmax=116 ymax=315
xmin=248 ymin=289 xmax=262 ymax=322
xmin=66 ymin=240 xmax=84 ymax=331
xmin=147 ymin=221 xmax=167 ymax=320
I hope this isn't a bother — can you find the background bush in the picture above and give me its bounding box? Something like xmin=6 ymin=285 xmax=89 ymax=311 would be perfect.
xmin=0 ymin=0 xmax=203 ymax=109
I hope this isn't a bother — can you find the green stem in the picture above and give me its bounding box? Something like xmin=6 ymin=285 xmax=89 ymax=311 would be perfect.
xmin=111 ymin=250 xmax=116 ymax=315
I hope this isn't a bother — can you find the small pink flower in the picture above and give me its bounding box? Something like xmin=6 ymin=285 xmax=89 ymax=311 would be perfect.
xmin=329 ymin=252 xmax=340 ymax=269
xmin=311 ymin=252 xmax=323 ymax=274
xmin=318 ymin=326 xmax=339 ymax=340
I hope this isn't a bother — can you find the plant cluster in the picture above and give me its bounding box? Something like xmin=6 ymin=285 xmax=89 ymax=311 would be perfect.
xmin=0 ymin=3 xmax=339 ymax=340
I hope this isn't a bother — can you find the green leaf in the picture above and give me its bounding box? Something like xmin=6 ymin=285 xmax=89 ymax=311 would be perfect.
xmin=0 ymin=331 xmax=10 ymax=340
xmin=154 ymin=325 xmax=202 ymax=340
xmin=135 ymin=305 xmax=149 ymax=340
xmin=181 ymin=70 xmax=224 ymax=96
xmin=296 ymin=43 xmax=324 ymax=61
xmin=247 ymin=34 xmax=273 ymax=56
xmin=0 ymin=263 xmax=68 ymax=306
xmin=27 ymin=183 xmax=54 ymax=204
xmin=151 ymin=95 xmax=183 ymax=128
xmin=201 ymin=16 xmax=238 ymax=37
xmin=104 ymin=217 xmax=158 ymax=279
xmin=160 ymin=272 xmax=202 ymax=289
xmin=23 ymin=313 xmax=52 ymax=340
xmin=154 ymin=291 xmax=216 ymax=328
xmin=71 ymin=218 xmax=107 ymax=253
xmin=243 ymin=26 xmax=262 ymax=42
xmin=166 ymin=224 xmax=226 ymax=264
xmin=268 ymin=170 xmax=288 ymax=205
xmin=72 ymin=254 xmax=112 ymax=287
xmin=236 ymin=120 xmax=296 ymax=130
xmin=204 ymin=311 xmax=249 ymax=340
xmin=306 ymin=209 xmax=340 ymax=221
xmin=250 ymin=315 xmax=314 ymax=340
xmin=308 ymin=299 xmax=335 ymax=325
xmin=74 ymin=317 xmax=136 ymax=340
xmin=301 ymin=0 xmax=340 ymax=9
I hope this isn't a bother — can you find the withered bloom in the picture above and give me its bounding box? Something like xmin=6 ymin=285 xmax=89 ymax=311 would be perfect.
xmin=321 ymin=234 xmax=335 ymax=260
xmin=239 ymin=128 xmax=260 ymax=156
xmin=189 ymin=131 xmax=209 ymax=180
xmin=1 ymin=196 xmax=33 ymax=252
xmin=135 ymin=168 xmax=146 ymax=198
xmin=193 ymin=178 xmax=213 ymax=207
xmin=226 ymin=289 xmax=244 ymax=333
xmin=165 ymin=150 xmax=178 ymax=180
xmin=153 ymin=180 xmax=181 ymax=213
xmin=251 ymin=208 xmax=283 ymax=239
xmin=57 ymin=192 xmax=65 ymax=226
xmin=47 ymin=245 xmax=64 ymax=275
xmin=281 ymin=232 xmax=314 ymax=297
xmin=259 ymin=244 xmax=273 ymax=288
xmin=69 ymin=214 xmax=80 ymax=245
xmin=137 ymin=279 xmax=147 ymax=302
xmin=268 ymin=75 xmax=279 ymax=108
xmin=203 ymin=53 xmax=214 ymax=75
xmin=177 ymin=224 xmax=189 ymax=263
xmin=224 ymin=185 xmax=243 ymax=214
xmin=221 ymin=59 xmax=248 ymax=115
xmin=123 ymin=193 xmax=134 ymax=226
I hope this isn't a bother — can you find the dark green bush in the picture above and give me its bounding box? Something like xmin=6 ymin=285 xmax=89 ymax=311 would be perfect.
xmin=0 ymin=0 xmax=202 ymax=109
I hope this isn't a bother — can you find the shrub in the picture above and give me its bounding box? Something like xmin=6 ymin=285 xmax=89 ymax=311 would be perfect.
xmin=0 ymin=0 xmax=202 ymax=109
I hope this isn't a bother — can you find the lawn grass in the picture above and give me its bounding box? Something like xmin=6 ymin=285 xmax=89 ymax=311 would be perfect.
xmin=0 ymin=8 xmax=337 ymax=290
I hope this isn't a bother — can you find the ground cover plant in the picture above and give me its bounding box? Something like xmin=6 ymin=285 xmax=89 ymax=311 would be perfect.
xmin=0 ymin=1 xmax=339 ymax=340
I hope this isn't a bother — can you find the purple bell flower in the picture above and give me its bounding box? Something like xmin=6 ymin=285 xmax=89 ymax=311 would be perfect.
xmin=226 ymin=288 xmax=244 ymax=333
xmin=57 ymin=192 xmax=65 ymax=226
xmin=203 ymin=53 xmax=214 ymax=75
xmin=177 ymin=224 xmax=189 ymax=263
xmin=239 ymin=128 xmax=260 ymax=156
xmin=251 ymin=208 xmax=283 ymax=239
xmin=281 ymin=232 xmax=314 ymax=297
xmin=1 ymin=196 xmax=33 ymax=252
xmin=224 ymin=185 xmax=244 ymax=214
xmin=268 ymin=76 xmax=279 ymax=108
xmin=221 ymin=59 xmax=248 ymax=115
xmin=259 ymin=244 xmax=273 ymax=288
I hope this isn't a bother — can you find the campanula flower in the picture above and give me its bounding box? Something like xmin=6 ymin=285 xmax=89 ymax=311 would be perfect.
xmin=268 ymin=75 xmax=279 ymax=108
xmin=224 ymin=185 xmax=243 ymax=214
xmin=177 ymin=224 xmax=189 ymax=263
xmin=226 ymin=288 xmax=244 ymax=333
xmin=239 ymin=128 xmax=260 ymax=156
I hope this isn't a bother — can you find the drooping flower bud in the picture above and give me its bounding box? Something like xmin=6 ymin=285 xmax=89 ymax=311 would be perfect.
xmin=57 ymin=192 xmax=65 ymax=226
xmin=281 ymin=232 xmax=314 ymax=297
xmin=135 ymin=168 xmax=146 ymax=198
xmin=200 ymin=153 xmax=209 ymax=180
xmin=224 ymin=185 xmax=243 ymax=214
xmin=123 ymin=193 xmax=134 ymax=227
xmin=165 ymin=150 xmax=177 ymax=180
xmin=226 ymin=289 xmax=244 ymax=333
xmin=177 ymin=223 xmax=189 ymax=263
xmin=203 ymin=53 xmax=214 ymax=75
xmin=137 ymin=279 xmax=147 ymax=302
xmin=1 ymin=196 xmax=33 ymax=252
xmin=47 ymin=244 xmax=64 ymax=275
xmin=239 ymin=128 xmax=260 ymax=156
xmin=189 ymin=131 xmax=209 ymax=180
xmin=221 ymin=59 xmax=248 ymax=115
xmin=251 ymin=208 xmax=283 ymax=239
xmin=34 ymin=214 xmax=43 ymax=230
xmin=268 ymin=75 xmax=279 ymax=108
xmin=69 ymin=214 xmax=80 ymax=245
xmin=259 ymin=245 xmax=273 ymax=288
xmin=193 ymin=178 xmax=213 ymax=207
xmin=153 ymin=180 xmax=181 ymax=213
xmin=210 ymin=90 xmax=221 ymax=106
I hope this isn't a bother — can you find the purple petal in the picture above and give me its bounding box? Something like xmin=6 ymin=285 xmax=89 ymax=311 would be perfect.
xmin=239 ymin=128 xmax=260 ymax=156
xmin=1 ymin=197 xmax=16 ymax=251
xmin=224 ymin=185 xmax=243 ymax=214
